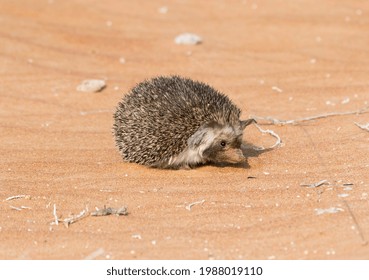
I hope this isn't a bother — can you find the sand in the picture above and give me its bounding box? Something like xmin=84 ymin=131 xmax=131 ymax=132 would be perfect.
xmin=1 ymin=0 xmax=368 ymax=259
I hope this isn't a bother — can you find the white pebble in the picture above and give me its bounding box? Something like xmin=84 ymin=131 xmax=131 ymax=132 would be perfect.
xmin=131 ymin=234 xmax=142 ymax=240
xmin=310 ymin=58 xmax=317 ymax=64
xmin=338 ymin=193 xmax=349 ymax=198
xmin=174 ymin=33 xmax=202 ymax=45
xmin=325 ymin=100 xmax=335 ymax=106
xmin=77 ymin=79 xmax=106 ymax=92
xmin=341 ymin=97 xmax=350 ymax=104
xmin=271 ymin=86 xmax=283 ymax=93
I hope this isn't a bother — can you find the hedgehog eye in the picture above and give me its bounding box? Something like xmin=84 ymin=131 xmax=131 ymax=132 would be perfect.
xmin=220 ymin=141 xmax=226 ymax=147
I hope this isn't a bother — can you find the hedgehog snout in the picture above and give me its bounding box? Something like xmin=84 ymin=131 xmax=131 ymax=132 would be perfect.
xmin=203 ymin=144 xmax=246 ymax=164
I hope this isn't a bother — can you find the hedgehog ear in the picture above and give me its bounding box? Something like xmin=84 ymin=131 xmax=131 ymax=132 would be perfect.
xmin=240 ymin=119 xmax=256 ymax=130
xmin=187 ymin=125 xmax=214 ymax=148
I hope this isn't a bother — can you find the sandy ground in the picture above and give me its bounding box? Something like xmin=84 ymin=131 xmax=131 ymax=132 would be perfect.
xmin=1 ymin=0 xmax=369 ymax=260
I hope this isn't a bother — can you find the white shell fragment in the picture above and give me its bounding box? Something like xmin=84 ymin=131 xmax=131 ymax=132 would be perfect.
xmin=314 ymin=207 xmax=344 ymax=215
xmin=174 ymin=33 xmax=202 ymax=45
xmin=77 ymin=79 xmax=106 ymax=92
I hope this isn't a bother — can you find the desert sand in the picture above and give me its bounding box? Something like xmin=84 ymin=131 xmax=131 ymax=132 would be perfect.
xmin=1 ymin=0 xmax=368 ymax=259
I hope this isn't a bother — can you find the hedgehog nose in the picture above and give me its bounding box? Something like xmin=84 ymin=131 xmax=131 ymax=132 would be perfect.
xmin=223 ymin=148 xmax=246 ymax=163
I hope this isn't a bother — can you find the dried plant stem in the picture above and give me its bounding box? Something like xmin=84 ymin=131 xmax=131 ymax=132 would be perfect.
xmin=51 ymin=205 xmax=128 ymax=227
xmin=342 ymin=200 xmax=368 ymax=246
xmin=252 ymin=123 xmax=282 ymax=150
xmin=59 ymin=208 xmax=89 ymax=228
xmin=4 ymin=195 xmax=30 ymax=201
xmin=251 ymin=106 xmax=369 ymax=126
xmin=354 ymin=122 xmax=369 ymax=132
xmin=53 ymin=204 xmax=58 ymax=225
xmin=185 ymin=199 xmax=205 ymax=211
xmin=300 ymin=179 xmax=329 ymax=188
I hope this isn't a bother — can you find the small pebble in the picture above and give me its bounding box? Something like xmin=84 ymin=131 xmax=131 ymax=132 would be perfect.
xmin=131 ymin=234 xmax=142 ymax=240
xmin=77 ymin=79 xmax=106 ymax=92
xmin=271 ymin=86 xmax=283 ymax=93
xmin=174 ymin=33 xmax=202 ymax=45
xmin=341 ymin=97 xmax=350 ymax=104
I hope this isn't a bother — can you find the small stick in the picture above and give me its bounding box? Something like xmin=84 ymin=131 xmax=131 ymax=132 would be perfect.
xmin=10 ymin=205 xmax=32 ymax=210
xmin=10 ymin=206 xmax=22 ymax=211
xmin=342 ymin=200 xmax=368 ymax=246
xmin=300 ymin=179 xmax=329 ymax=188
xmin=251 ymin=106 xmax=369 ymax=126
xmin=59 ymin=208 xmax=89 ymax=228
xmin=252 ymin=123 xmax=282 ymax=150
xmin=354 ymin=122 xmax=369 ymax=132
xmin=53 ymin=204 xmax=58 ymax=225
xmin=4 ymin=195 xmax=30 ymax=201
xmin=185 ymin=199 xmax=205 ymax=211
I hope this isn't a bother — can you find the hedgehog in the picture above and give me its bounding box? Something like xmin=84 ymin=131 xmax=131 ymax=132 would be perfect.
xmin=113 ymin=75 xmax=255 ymax=169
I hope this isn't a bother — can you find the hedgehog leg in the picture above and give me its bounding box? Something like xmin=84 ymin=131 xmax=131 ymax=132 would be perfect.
xmin=180 ymin=164 xmax=192 ymax=170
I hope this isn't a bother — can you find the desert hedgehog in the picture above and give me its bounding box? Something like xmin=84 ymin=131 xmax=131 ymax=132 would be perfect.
xmin=113 ymin=76 xmax=255 ymax=169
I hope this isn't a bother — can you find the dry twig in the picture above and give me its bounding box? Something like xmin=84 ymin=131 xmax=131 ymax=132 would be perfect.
xmin=53 ymin=204 xmax=58 ymax=225
xmin=300 ymin=179 xmax=329 ymax=188
xmin=185 ymin=199 xmax=205 ymax=211
xmin=4 ymin=195 xmax=30 ymax=201
xmin=251 ymin=106 xmax=369 ymax=126
xmin=9 ymin=205 xmax=31 ymax=211
xmin=342 ymin=200 xmax=368 ymax=246
xmin=354 ymin=122 xmax=369 ymax=132
xmin=252 ymin=123 xmax=282 ymax=150
xmin=59 ymin=208 xmax=89 ymax=228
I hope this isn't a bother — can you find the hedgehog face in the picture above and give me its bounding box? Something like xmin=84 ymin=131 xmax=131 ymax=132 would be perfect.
xmin=184 ymin=120 xmax=255 ymax=167
xmin=201 ymin=124 xmax=245 ymax=164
